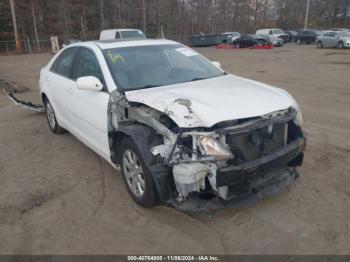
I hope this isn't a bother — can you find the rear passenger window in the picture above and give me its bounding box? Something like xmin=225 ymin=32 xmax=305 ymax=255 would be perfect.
xmin=51 ymin=48 xmax=77 ymax=78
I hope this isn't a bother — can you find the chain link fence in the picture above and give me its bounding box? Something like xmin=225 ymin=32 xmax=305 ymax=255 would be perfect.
xmin=0 ymin=33 xmax=189 ymax=56
xmin=0 ymin=33 xmax=94 ymax=55
xmin=0 ymin=39 xmax=52 ymax=55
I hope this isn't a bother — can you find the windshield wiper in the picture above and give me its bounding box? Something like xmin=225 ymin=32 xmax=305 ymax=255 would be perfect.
xmin=139 ymin=84 xmax=162 ymax=89
xmin=184 ymin=73 xmax=226 ymax=83
xmin=127 ymin=84 xmax=163 ymax=91
xmin=184 ymin=77 xmax=208 ymax=83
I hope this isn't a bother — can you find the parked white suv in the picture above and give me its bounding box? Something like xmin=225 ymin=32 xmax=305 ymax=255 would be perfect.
xmin=256 ymin=28 xmax=289 ymax=42
xmin=100 ymin=29 xmax=147 ymax=41
xmin=39 ymin=39 xmax=306 ymax=211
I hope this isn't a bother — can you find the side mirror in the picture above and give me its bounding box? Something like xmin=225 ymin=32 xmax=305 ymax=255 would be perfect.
xmin=212 ymin=61 xmax=222 ymax=69
xmin=77 ymin=76 xmax=103 ymax=91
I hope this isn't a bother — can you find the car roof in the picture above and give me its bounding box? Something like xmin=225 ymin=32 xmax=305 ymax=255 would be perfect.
xmin=72 ymin=39 xmax=180 ymax=50
xmin=102 ymin=28 xmax=142 ymax=32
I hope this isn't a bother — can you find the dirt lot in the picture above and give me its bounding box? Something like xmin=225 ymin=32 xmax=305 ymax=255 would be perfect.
xmin=0 ymin=44 xmax=349 ymax=255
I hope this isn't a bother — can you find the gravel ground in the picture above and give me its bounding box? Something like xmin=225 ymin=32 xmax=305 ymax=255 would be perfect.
xmin=0 ymin=44 xmax=349 ymax=255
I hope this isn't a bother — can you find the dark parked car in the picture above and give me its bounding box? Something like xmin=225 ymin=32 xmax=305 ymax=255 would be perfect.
xmin=188 ymin=34 xmax=219 ymax=47
xmin=285 ymin=30 xmax=299 ymax=42
xmin=218 ymin=32 xmax=241 ymax=44
xmin=61 ymin=39 xmax=81 ymax=48
xmin=234 ymin=34 xmax=271 ymax=48
xmin=295 ymin=30 xmax=321 ymax=44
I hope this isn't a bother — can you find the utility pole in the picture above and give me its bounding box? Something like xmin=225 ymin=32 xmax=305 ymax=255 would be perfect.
xmin=31 ymin=0 xmax=41 ymax=52
xmin=304 ymin=0 xmax=310 ymax=29
xmin=100 ymin=0 xmax=105 ymax=30
xmin=9 ymin=0 xmax=22 ymax=52
xmin=142 ymin=0 xmax=146 ymax=33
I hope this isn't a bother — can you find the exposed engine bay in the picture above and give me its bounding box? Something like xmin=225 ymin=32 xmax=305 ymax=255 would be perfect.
xmin=108 ymin=90 xmax=306 ymax=211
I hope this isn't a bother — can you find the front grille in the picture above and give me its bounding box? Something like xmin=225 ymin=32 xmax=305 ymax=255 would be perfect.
xmin=226 ymin=122 xmax=287 ymax=164
xmin=280 ymin=35 xmax=289 ymax=41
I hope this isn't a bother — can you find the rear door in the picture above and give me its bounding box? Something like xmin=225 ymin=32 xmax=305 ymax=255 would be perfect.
xmin=46 ymin=47 xmax=78 ymax=128
xmin=302 ymin=31 xmax=311 ymax=42
xmin=69 ymin=47 xmax=111 ymax=160
xmin=325 ymin=32 xmax=337 ymax=47
xmin=322 ymin=32 xmax=332 ymax=47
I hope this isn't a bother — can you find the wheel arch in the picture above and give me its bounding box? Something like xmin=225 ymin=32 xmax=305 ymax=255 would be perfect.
xmin=41 ymin=92 xmax=48 ymax=104
xmin=110 ymin=124 xmax=162 ymax=165
xmin=109 ymin=123 xmax=173 ymax=202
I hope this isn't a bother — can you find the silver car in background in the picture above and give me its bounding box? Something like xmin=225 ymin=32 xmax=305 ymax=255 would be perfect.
xmin=316 ymin=31 xmax=350 ymax=49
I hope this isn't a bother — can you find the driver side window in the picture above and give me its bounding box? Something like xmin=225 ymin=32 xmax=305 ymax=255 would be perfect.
xmin=75 ymin=48 xmax=104 ymax=83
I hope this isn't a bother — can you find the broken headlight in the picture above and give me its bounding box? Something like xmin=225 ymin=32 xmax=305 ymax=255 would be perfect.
xmin=199 ymin=136 xmax=234 ymax=160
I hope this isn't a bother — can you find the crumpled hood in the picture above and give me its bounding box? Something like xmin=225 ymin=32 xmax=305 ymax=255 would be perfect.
xmin=125 ymin=74 xmax=297 ymax=128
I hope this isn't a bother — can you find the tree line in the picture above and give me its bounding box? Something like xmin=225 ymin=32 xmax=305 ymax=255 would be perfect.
xmin=0 ymin=0 xmax=349 ymax=42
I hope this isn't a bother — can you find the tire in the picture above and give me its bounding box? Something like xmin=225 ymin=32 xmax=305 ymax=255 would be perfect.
xmin=235 ymin=43 xmax=240 ymax=49
xmin=337 ymin=42 xmax=344 ymax=49
xmin=317 ymin=41 xmax=323 ymax=48
xmin=44 ymin=98 xmax=66 ymax=134
xmin=296 ymin=39 xmax=301 ymax=45
xmin=119 ymin=138 xmax=159 ymax=207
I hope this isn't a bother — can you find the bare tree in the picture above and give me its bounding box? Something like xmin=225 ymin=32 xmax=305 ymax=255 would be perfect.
xmin=99 ymin=0 xmax=105 ymax=30
xmin=9 ymin=0 xmax=21 ymax=52
xmin=2 ymin=0 xmax=350 ymax=47
xmin=31 ymin=0 xmax=41 ymax=51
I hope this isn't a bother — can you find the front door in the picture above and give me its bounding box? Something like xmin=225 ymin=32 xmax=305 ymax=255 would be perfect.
xmin=68 ymin=47 xmax=111 ymax=161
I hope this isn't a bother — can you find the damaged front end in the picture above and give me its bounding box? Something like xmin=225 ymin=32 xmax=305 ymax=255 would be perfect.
xmin=108 ymin=91 xmax=306 ymax=212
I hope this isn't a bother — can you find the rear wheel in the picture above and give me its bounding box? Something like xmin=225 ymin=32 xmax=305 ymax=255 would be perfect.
xmin=317 ymin=41 xmax=323 ymax=48
xmin=44 ymin=98 xmax=66 ymax=134
xmin=119 ymin=138 xmax=159 ymax=207
xmin=337 ymin=42 xmax=344 ymax=49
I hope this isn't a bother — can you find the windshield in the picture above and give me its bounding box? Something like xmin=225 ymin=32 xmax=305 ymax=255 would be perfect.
xmin=273 ymin=29 xmax=284 ymax=34
xmin=229 ymin=32 xmax=240 ymax=36
xmin=337 ymin=31 xmax=350 ymax=37
xmin=121 ymin=30 xmax=147 ymax=39
xmin=104 ymin=44 xmax=225 ymax=91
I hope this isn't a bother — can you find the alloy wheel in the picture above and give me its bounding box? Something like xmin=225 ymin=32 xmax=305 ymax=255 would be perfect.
xmin=46 ymin=102 xmax=56 ymax=129
xmin=122 ymin=149 xmax=145 ymax=197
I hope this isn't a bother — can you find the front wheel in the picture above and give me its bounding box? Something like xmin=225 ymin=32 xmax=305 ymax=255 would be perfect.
xmin=44 ymin=98 xmax=66 ymax=134
xmin=338 ymin=42 xmax=344 ymax=49
xmin=317 ymin=41 xmax=323 ymax=48
xmin=119 ymin=138 xmax=159 ymax=207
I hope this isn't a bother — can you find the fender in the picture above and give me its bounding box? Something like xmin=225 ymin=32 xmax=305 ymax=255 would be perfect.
xmin=110 ymin=124 xmax=174 ymax=202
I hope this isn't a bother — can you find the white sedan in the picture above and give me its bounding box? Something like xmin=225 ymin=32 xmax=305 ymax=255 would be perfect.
xmin=39 ymin=39 xmax=306 ymax=211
